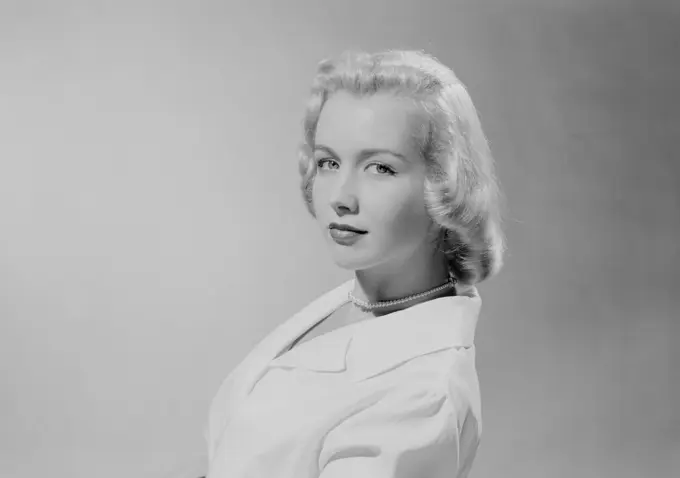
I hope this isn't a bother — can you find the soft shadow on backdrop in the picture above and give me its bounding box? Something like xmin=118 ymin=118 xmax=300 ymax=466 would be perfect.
xmin=1 ymin=1 xmax=677 ymax=477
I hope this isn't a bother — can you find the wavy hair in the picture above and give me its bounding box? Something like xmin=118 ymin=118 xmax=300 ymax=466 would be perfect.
xmin=298 ymin=50 xmax=506 ymax=286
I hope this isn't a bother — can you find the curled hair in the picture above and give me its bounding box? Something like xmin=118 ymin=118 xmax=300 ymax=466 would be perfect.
xmin=298 ymin=50 xmax=506 ymax=286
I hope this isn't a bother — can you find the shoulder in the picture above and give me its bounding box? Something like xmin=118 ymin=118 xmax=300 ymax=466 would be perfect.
xmin=318 ymin=366 xmax=481 ymax=476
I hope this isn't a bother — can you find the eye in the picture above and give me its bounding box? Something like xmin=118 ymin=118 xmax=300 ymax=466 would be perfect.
xmin=316 ymin=158 xmax=339 ymax=170
xmin=366 ymin=163 xmax=397 ymax=176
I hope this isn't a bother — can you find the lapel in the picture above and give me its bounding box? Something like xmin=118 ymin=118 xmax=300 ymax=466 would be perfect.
xmin=211 ymin=281 xmax=354 ymax=407
xmin=207 ymin=280 xmax=353 ymax=457
xmin=345 ymin=286 xmax=481 ymax=381
xmin=238 ymin=279 xmax=355 ymax=394
xmin=266 ymin=283 xmax=482 ymax=382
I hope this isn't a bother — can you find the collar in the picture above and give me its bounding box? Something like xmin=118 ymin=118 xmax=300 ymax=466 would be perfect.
xmin=268 ymin=280 xmax=482 ymax=382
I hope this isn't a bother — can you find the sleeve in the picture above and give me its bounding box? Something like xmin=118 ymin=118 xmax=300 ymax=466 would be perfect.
xmin=317 ymin=383 xmax=464 ymax=478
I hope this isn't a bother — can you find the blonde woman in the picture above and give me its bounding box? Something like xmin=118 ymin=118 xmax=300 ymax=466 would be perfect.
xmin=204 ymin=49 xmax=505 ymax=478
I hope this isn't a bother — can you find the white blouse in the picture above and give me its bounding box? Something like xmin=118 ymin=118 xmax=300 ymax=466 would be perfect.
xmin=205 ymin=280 xmax=483 ymax=478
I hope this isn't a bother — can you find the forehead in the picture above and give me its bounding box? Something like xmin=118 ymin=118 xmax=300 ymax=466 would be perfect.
xmin=315 ymin=91 xmax=423 ymax=155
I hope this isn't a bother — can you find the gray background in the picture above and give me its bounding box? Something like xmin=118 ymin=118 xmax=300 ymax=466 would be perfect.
xmin=1 ymin=0 xmax=678 ymax=477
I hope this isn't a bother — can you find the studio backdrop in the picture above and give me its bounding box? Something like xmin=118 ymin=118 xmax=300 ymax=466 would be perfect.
xmin=0 ymin=1 xmax=677 ymax=477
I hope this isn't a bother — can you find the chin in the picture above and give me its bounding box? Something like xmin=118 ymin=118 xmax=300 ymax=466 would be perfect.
xmin=329 ymin=251 xmax=381 ymax=271
xmin=332 ymin=259 xmax=363 ymax=271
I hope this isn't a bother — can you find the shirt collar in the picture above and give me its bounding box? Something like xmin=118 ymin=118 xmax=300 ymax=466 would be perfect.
xmin=269 ymin=280 xmax=482 ymax=382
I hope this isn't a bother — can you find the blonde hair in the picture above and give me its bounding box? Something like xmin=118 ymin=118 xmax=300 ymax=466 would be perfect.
xmin=298 ymin=49 xmax=506 ymax=286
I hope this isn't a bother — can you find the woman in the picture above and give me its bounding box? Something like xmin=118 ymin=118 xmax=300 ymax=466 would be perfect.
xmin=204 ymin=49 xmax=505 ymax=478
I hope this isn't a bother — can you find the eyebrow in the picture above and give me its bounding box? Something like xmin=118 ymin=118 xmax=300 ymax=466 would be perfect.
xmin=314 ymin=144 xmax=409 ymax=162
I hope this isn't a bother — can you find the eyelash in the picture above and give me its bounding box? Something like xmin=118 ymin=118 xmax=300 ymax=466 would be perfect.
xmin=315 ymin=158 xmax=396 ymax=176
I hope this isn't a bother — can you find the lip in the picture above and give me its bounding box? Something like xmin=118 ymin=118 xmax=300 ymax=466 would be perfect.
xmin=329 ymin=228 xmax=365 ymax=246
xmin=329 ymin=222 xmax=367 ymax=234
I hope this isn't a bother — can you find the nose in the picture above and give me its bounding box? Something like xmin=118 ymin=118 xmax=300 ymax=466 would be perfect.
xmin=330 ymin=174 xmax=359 ymax=216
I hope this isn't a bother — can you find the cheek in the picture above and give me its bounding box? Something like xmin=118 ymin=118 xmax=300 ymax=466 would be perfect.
xmin=375 ymin=194 xmax=431 ymax=241
xmin=311 ymin=176 xmax=326 ymax=210
xmin=311 ymin=177 xmax=336 ymax=226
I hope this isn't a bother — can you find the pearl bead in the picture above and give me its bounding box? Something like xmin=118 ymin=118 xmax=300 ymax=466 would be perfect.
xmin=348 ymin=276 xmax=457 ymax=311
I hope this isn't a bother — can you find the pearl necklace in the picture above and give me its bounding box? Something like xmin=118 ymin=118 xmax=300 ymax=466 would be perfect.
xmin=348 ymin=274 xmax=457 ymax=311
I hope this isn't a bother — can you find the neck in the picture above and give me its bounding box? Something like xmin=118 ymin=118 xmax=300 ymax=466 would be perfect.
xmin=351 ymin=246 xmax=452 ymax=316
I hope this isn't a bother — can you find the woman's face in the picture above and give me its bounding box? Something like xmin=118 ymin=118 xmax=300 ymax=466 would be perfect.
xmin=312 ymin=91 xmax=435 ymax=271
